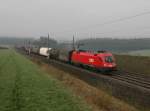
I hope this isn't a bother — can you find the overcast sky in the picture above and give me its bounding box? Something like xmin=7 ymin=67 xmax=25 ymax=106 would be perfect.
xmin=0 ymin=0 xmax=150 ymax=40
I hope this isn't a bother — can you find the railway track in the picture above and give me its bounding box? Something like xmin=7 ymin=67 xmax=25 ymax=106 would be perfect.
xmin=17 ymin=49 xmax=150 ymax=109
xmin=25 ymin=50 xmax=150 ymax=91
xmin=110 ymin=71 xmax=150 ymax=89
xmin=20 ymin=49 xmax=150 ymax=90
xmin=117 ymin=70 xmax=150 ymax=81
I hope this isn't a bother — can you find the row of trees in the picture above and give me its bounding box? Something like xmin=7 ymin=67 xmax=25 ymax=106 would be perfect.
xmin=0 ymin=36 xmax=150 ymax=52
xmin=32 ymin=36 xmax=57 ymax=48
xmin=77 ymin=38 xmax=150 ymax=52
xmin=0 ymin=36 xmax=58 ymax=48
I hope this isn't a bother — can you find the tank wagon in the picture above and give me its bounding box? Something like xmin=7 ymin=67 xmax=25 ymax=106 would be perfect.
xmin=31 ymin=46 xmax=39 ymax=54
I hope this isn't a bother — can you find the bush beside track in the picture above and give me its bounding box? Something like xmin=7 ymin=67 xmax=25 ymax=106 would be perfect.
xmin=0 ymin=50 xmax=90 ymax=111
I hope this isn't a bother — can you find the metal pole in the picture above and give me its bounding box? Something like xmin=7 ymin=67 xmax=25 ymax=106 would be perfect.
xmin=28 ymin=40 xmax=31 ymax=55
xmin=48 ymin=33 xmax=49 ymax=48
xmin=47 ymin=33 xmax=50 ymax=59
xmin=73 ymin=35 xmax=75 ymax=50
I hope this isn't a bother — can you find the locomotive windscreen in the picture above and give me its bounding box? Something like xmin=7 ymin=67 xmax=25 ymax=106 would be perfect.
xmin=105 ymin=56 xmax=114 ymax=63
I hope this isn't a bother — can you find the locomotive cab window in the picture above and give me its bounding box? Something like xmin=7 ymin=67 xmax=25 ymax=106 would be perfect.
xmin=105 ymin=56 xmax=114 ymax=63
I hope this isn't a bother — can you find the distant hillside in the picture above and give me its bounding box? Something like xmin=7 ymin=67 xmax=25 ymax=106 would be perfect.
xmin=32 ymin=37 xmax=57 ymax=48
xmin=1 ymin=37 xmax=150 ymax=52
xmin=126 ymin=49 xmax=150 ymax=57
xmin=0 ymin=37 xmax=57 ymax=48
xmin=0 ymin=37 xmax=33 ymax=46
xmin=77 ymin=38 xmax=150 ymax=52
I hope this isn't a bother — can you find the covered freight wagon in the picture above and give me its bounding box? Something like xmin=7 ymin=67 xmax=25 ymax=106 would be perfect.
xmin=39 ymin=47 xmax=52 ymax=57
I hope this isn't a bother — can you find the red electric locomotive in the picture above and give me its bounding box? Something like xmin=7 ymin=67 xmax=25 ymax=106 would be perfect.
xmin=71 ymin=50 xmax=117 ymax=71
xmin=49 ymin=48 xmax=117 ymax=72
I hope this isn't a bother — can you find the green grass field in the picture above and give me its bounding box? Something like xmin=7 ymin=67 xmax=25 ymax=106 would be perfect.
xmin=115 ymin=54 xmax=150 ymax=75
xmin=127 ymin=49 xmax=150 ymax=57
xmin=0 ymin=50 xmax=90 ymax=111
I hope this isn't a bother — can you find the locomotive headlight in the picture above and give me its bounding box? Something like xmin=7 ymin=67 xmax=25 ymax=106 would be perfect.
xmin=104 ymin=64 xmax=107 ymax=66
xmin=109 ymin=64 xmax=112 ymax=67
xmin=104 ymin=64 xmax=113 ymax=67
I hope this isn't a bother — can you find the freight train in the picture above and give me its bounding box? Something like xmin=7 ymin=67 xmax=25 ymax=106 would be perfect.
xmin=49 ymin=48 xmax=117 ymax=72
xmin=24 ymin=46 xmax=117 ymax=72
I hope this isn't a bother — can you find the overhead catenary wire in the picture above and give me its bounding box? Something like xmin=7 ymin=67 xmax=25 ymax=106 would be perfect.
xmin=57 ymin=10 xmax=150 ymax=34
xmin=91 ymin=11 xmax=150 ymax=27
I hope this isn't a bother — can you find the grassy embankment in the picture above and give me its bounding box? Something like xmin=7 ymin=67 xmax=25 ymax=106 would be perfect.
xmin=115 ymin=54 xmax=150 ymax=75
xmin=31 ymin=54 xmax=139 ymax=111
xmin=0 ymin=50 xmax=90 ymax=111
